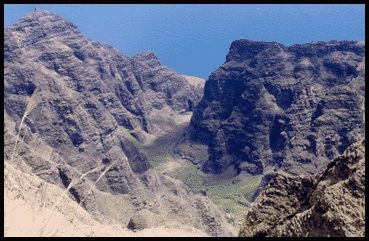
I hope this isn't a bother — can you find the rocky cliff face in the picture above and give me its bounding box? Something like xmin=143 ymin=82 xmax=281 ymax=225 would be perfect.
xmin=4 ymin=9 xmax=199 ymax=195
xmin=239 ymin=138 xmax=365 ymax=237
xmin=5 ymin=9 xmax=202 ymax=143
xmin=4 ymin=10 xmax=235 ymax=236
xmin=189 ymin=39 xmax=365 ymax=176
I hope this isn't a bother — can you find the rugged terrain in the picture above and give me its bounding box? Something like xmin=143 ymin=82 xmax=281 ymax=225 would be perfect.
xmin=4 ymin=9 xmax=365 ymax=237
xmin=187 ymin=39 xmax=365 ymax=176
xmin=239 ymin=138 xmax=365 ymax=237
xmin=4 ymin=10 xmax=235 ymax=237
xmin=4 ymin=163 xmax=208 ymax=237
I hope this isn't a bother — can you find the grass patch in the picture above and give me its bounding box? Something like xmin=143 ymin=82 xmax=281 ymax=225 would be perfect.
xmin=172 ymin=162 xmax=268 ymax=226
xmin=173 ymin=164 xmax=204 ymax=192
xmin=147 ymin=151 xmax=171 ymax=168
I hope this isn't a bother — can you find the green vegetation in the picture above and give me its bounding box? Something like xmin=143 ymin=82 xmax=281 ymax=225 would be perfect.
xmin=173 ymin=164 xmax=204 ymax=191
xmin=142 ymin=126 xmax=276 ymax=227
xmin=172 ymin=161 xmax=269 ymax=226
xmin=146 ymin=151 xmax=171 ymax=168
xmin=143 ymin=140 xmax=172 ymax=168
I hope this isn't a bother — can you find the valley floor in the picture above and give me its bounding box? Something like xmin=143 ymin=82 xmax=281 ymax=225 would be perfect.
xmin=142 ymin=119 xmax=270 ymax=228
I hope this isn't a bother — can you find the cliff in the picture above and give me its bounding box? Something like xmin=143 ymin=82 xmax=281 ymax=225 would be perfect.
xmin=188 ymin=39 xmax=365 ymax=176
xmin=4 ymin=10 xmax=234 ymax=237
xmin=239 ymin=138 xmax=365 ymax=237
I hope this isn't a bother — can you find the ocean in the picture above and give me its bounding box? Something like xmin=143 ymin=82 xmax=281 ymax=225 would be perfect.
xmin=4 ymin=4 xmax=365 ymax=79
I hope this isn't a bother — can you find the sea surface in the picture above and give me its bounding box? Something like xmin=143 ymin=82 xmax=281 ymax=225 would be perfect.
xmin=5 ymin=4 xmax=365 ymax=79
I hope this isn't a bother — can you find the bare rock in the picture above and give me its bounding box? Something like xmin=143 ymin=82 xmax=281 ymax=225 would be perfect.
xmin=127 ymin=209 xmax=159 ymax=231
xmin=189 ymin=39 xmax=365 ymax=176
xmin=4 ymin=10 xmax=236 ymax=237
xmin=239 ymin=138 xmax=365 ymax=237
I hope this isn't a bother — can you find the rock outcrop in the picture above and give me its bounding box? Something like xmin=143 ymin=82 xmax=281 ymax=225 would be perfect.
xmin=188 ymin=39 xmax=365 ymax=176
xmin=239 ymin=138 xmax=365 ymax=237
xmin=4 ymin=10 xmax=234 ymax=237
xmin=4 ymin=163 xmax=209 ymax=237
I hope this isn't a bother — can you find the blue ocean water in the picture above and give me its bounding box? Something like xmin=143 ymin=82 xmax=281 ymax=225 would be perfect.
xmin=4 ymin=4 xmax=365 ymax=79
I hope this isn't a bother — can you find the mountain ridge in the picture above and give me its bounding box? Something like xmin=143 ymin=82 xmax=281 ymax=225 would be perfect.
xmin=239 ymin=138 xmax=365 ymax=237
xmin=4 ymin=9 xmax=365 ymax=237
xmin=4 ymin=9 xmax=235 ymax=237
xmin=187 ymin=38 xmax=365 ymax=177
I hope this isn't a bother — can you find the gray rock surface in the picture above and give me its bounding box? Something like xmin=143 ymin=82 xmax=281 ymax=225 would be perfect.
xmin=127 ymin=209 xmax=159 ymax=231
xmin=4 ymin=10 xmax=233 ymax=237
xmin=189 ymin=39 xmax=365 ymax=176
xmin=239 ymin=138 xmax=365 ymax=237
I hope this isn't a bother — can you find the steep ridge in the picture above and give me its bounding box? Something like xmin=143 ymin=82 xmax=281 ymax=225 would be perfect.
xmin=188 ymin=39 xmax=365 ymax=176
xmin=4 ymin=163 xmax=208 ymax=237
xmin=4 ymin=10 xmax=234 ymax=236
xmin=239 ymin=138 xmax=365 ymax=237
xmin=4 ymin=9 xmax=365 ymax=237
